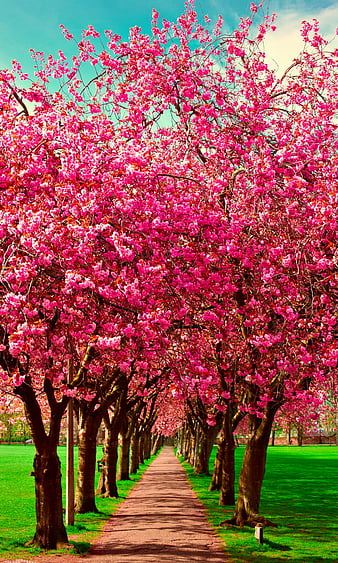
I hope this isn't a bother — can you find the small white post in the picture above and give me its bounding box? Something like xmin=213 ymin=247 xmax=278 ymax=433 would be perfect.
xmin=255 ymin=524 xmax=264 ymax=544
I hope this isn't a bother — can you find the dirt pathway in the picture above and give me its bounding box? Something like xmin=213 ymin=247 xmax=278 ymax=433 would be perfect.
xmin=81 ymin=446 xmax=227 ymax=562
xmin=2 ymin=446 xmax=228 ymax=562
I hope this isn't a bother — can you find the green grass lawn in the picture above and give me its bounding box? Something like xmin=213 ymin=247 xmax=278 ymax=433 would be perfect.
xmin=1 ymin=444 xmax=337 ymax=561
xmin=181 ymin=445 xmax=338 ymax=563
xmin=0 ymin=444 xmax=157 ymax=559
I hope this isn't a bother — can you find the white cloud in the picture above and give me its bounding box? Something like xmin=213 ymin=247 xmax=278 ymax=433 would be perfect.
xmin=263 ymin=4 xmax=338 ymax=72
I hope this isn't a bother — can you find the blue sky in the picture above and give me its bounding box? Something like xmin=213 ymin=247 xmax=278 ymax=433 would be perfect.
xmin=0 ymin=0 xmax=337 ymax=72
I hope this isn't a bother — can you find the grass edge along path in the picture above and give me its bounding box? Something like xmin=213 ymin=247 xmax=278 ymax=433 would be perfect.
xmin=180 ymin=445 xmax=338 ymax=563
xmin=0 ymin=444 xmax=161 ymax=560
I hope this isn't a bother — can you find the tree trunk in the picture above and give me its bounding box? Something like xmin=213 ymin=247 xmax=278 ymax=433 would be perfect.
xmin=144 ymin=432 xmax=152 ymax=460
xmin=187 ymin=430 xmax=196 ymax=465
xmin=74 ymin=373 xmax=127 ymax=512
xmin=222 ymin=402 xmax=281 ymax=528
xmin=97 ymin=422 xmax=119 ymax=497
xmin=130 ymin=430 xmax=140 ymax=474
xmin=182 ymin=428 xmax=189 ymax=460
xmin=209 ymin=442 xmax=222 ymax=491
xmin=96 ymin=394 xmax=128 ymax=497
xmin=219 ymin=436 xmax=235 ymax=505
xmin=151 ymin=434 xmax=163 ymax=455
xmin=271 ymin=429 xmax=275 ymax=446
xmin=219 ymin=409 xmax=236 ymax=505
xmin=297 ymin=426 xmax=303 ymax=447
xmin=75 ymin=416 xmax=101 ymax=513
xmin=118 ymin=404 xmax=143 ymax=480
xmin=32 ymin=448 xmax=68 ymax=549
xmin=287 ymin=426 xmax=292 ymax=445
xmin=183 ymin=425 xmax=190 ymax=459
xmin=118 ymin=433 xmax=131 ymax=480
xmin=195 ymin=425 xmax=219 ymax=475
xmin=193 ymin=423 xmax=200 ymax=468
xmin=209 ymin=408 xmax=236 ymax=504
xmin=176 ymin=428 xmax=183 ymax=456
xmin=139 ymin=431 xmax=145 ymax=465
xmin=209 ymin=406 xmax=241 ymax=505
xmin=15 ymin=378 xmax=69 ymax=549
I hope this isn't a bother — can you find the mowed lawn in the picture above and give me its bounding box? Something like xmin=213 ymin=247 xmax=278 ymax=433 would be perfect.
xmin=0 ymin=444 xmax=156 ymax=558
xmin=0 ymin=444 xmax=337 ymax=561
xmin=182 ymin=445 xmax=338 ymax=563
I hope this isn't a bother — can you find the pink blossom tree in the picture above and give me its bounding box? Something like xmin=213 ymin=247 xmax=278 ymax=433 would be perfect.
xmin=0 ymin=0 xmax=337 ymax=547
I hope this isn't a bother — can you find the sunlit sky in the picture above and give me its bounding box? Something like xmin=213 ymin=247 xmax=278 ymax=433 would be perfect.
xmin=0 ymin=0 xmax=337 ymax=73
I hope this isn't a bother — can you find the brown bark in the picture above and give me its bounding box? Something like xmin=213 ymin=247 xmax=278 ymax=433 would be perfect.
xmin=75 ymin=370 xmax=127 ymax=512
xmin=139 ymin=431 xmax=145 ymax=465
xmin=118 ymin=433 xmax=131 ymax=480
xmin=15 ymin=378 xmax=69 ymax=549
xmin=209 ymin=408 xmax=236 ymax=505
xmin=195 ymin=424 xmax=220 ymax=475
xmin=144 ymin=432 xmax=152 ymax=460
xmin=221 ymin=401 xmax=281 ymax=528
xmin=32 ymin=449 xmax=68 ymax=548
xmin=182 ymin=424 xmax=190 ymax=459
xmin=271 ymin=429 xmax=275 ymax=446
xmin=185 ymin=400 xmax=223 ymax=473
xmin=297 ymin=426 xmax=303 ymax=447
xmin=219 ymin=431 xmax=235 ymax=505
xmin=209 ymin=406 xmax=244 ymax=506
xmin=117 ymin=408 xmax=130 ymax=481
xmin=129 ymin=400 xmax=157 ymax=473
xmin=175 ymin=427 xmax=184 ymax=456
xmin=182 ymin=426 xmax=192 ymax=461
xmin=151 ymin=433 xmax=163 ymax=455
xmin=75 ymin=408 xmax=102 ymax=513
xmin=182 ymin=414 xmax=196 ymax=465
xmin=96 ymin=418 xmax=119 ymax=497
xmin=118 ymin=403 xmax=143 ymax=480
xmin=130 ymin=429 xmax=140 ymax=474
xmin=187 ymin=430 xmax=196 ymax=465
xmin=209 ymin=444 xmax=222 ymax=491
xmin=96 ymin=383 xmax=132 ymax=496
xmin=287 ymin=426 xmax=292 ymax=445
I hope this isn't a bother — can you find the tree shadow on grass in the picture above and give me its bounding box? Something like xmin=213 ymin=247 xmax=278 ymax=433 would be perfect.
xmin=263 ymin=538 xmax=291 ymax=551
xmin=69 ymin=540 xmax=91 ymax=554
xmin=66 ymin=523 xmax=87 ymax=533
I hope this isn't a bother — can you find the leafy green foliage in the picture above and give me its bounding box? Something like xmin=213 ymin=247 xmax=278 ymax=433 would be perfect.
xmin=181 ymin=446 xmax=338 ymax=562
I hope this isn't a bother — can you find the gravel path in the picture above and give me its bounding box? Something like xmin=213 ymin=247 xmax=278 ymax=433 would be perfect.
xmin=2 ymin=446 xmax=228 ymax=562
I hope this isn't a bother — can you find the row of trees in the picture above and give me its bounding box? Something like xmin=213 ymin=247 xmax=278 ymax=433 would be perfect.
xmin=0 ymin=0 xmax=337 ymax=549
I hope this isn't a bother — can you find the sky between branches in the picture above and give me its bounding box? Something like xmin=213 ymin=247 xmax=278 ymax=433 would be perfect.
xmin=0 ymin=0 xmax=337 ymax=75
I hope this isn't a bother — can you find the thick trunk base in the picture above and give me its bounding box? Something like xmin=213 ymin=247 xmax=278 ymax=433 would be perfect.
xmin=33 ymin=452 xmax=69 ymax=549
xmin=75 ymin=500 xmax=99 ymax=514
xmin=26 ymin=537 xmax=71 ymax=550
xmin=210 ymin=409 xmax=235 ymax=505
xmin=75 ymin=417 xmax=100 ymax=514
xmin=195 ymin=425 xmax=220 ymax=475
xmin=96 ymin=431 xmax=119 ymax=498
xmin=223 ymin=403 xmax=282 ymax=528
xmin=221 ymin=514 xmax=277 ymax=528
